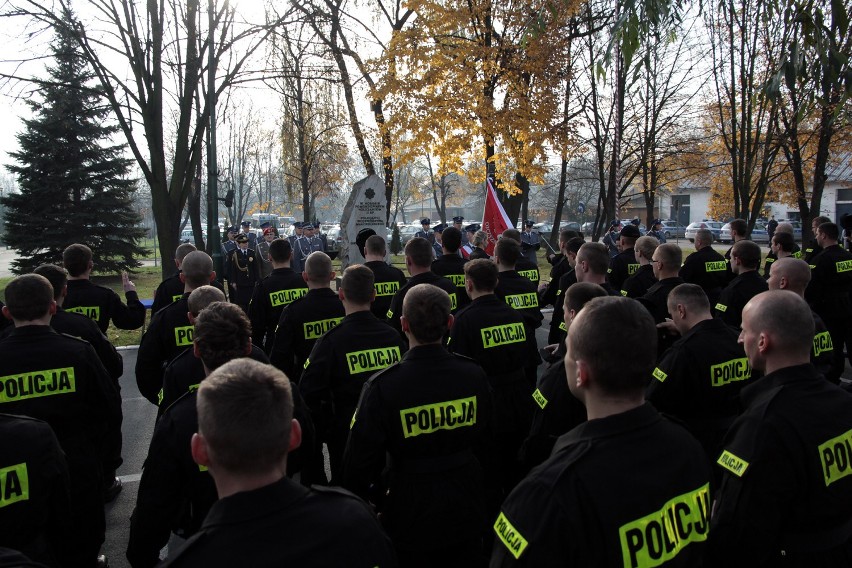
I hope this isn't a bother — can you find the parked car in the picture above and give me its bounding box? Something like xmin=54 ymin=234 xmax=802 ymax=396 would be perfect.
xmin=398 ymin=224 xmax=421 ymax=245
xmin=324 ymin=225 xmax=342 ymax=259
xmin=685 ymin=221 xmax=724 ymax=243
xmin=659 ymin=220 xmax=687 ymax=239
xmin=720 ymin=222 xmax=769 ymax=244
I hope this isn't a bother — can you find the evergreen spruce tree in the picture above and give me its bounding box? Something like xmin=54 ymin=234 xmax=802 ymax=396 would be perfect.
xmin=2 ymin=9 xmax=146 ymax=274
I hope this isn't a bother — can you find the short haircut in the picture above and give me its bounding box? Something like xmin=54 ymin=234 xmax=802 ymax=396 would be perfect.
xmin=187 ymin=285 xmax=226 ymax=316
xmin=5 ymin=274 xmax=54 ymax=320
xmin=194 ymin=301 xmax=252 ymax=371
xmin=62 ymin=244 xmax=93 ymax=277
xmin=775 ymin=222 xmax=794 ymax=235
xmin=634 ymin=236 xmax=659 ymax=260
xmin=667 ymin=283 xmax=710 ymax=314
xmin=576 ymin=243 xmax=609 ymax=275
xmin=402 ymin=284 xmax=450 ymax=343
xmin=341 ymin=264 xmax=375 ymax=305
xmin=501 ymin=229 xmax=522 ymax=243
xmin=695 ymin=229 xmax=714 ymax=245
xmin=818 ymin=222 xmax=840 ymax=241
xmin=494 ymin=238 xmax=521 ymax=267
xmin=732 ymin=240 xmax=761 ymax=269
xmin=304 ymin=252 xmax=332 ymax=282
xmin=565 ymin=237 xmax=585 ymax=255
xmin=620 ymin=234 xmax=638 ymax=248
xmin=472 ymin=230 xmax=488 ymax=248
xmin=568 ymin=296 xmax=656 ymax=395
xmin=404 ymin=237 xmax=433 ymax=268
xmin=197 ymin=359 xmax=293 ymax=475
xmin=656 ymin=243 xmax=682 ymax=270
xmin=268 ymin=239 xmax=292 ymax=263
xmin=747 ymin=290 xmax=814 ymax=357
xmin=770 ymin=257 xmax=811 ymax=292
xmin=181 ymin=251 xmax=214 ymax=289
xmin=729 ymin=219 xmax=748 ymax=237
xmin=464 ymin=259 xmax=498 ymax=292
xmin=175 ymin=243 xmax=197 ymax=262
xmin=565 ymin=282 xmax=608 ymax=313
xmin=365 ymin=235 xmax=387 ymax=256
xmin=772 ymin=232 xmax=795 ymax=253
xmin=442 ymin=227 xmax=462 ymax=252
xmin=813 ymin=215 xmax=832 ymax=226
xmin=33 ymin=264 xmax=68 ymax=301
xmin=560 ymin=229 xmax=579 ymax=243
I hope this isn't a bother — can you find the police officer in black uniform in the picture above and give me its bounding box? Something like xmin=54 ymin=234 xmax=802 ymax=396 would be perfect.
xmin=0 ymin=413 xmax=73 ymax=565
xmin=714 ymin=240 xmax=768 ymax=329
xmin=0 ymin=274 xmax=121 ymax=567
xmin=247 ymin=238 xmax=308 ymax=353
xmin=679 ymin=228 xmax=728 ymax=307
xmin=300 ymin=265 xmax=406 ymax=485
xmin=136 ymin=251 xmax=215 ymax=405
xmin=363 ymin=234 xmax=407 ymax=321
xmin=621 ymin=234 xmax=658 ymax=298
xmin=491 ymin=297 xmax=711 ymax=566
xmin=432 ymin=226 xmax=470 ymax=310
xmin=449 ymin=259 xmax=530 ymax=492
xmin=386 ymin=237 xmax=458 ymax=338
xmin=761 ymin=225 xmax=801 ymax=278
xmin=270 ymin=252 xmax=344 ymax=379
xmin=805 ymin=222 xmax=852 ymax=382
xmin=520 ymin=283 xmax=607 ymax=473
xmin=539 ymin=229 xmax=576 ymax=315
xmin=159 ymin=359 xmax=393 ymax=567
xmin=62 ymin=243 xmax=146 ymax=334
xmin=803 ymin=215 xmax=832 ymax=263
xmin=344 ymin=284 xmax=493 ymax=565
xmin=647 ymin=283 xmax=752 ymax=461
xmin=501 ymin=229 xmax=541 ymax=285
xmin=225 ymin=233 xmax=260 ymax=313
xmin=547 ymin=237 xmax=586 ymax=347
xmin=608 ymin=224 xmax=641 ymax=290
xmin=710 ymin=291 xmax=852 ymax=565
xmin=639 ymin=243 xmax=684 ymax=324
xmin=152 ymin=243 xmax=197 ymax=314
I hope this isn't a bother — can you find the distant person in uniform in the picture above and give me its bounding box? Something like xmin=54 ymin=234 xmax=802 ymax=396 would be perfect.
xmin=601 ymin=221 xmax=622 ymax=258
xmin=293 ymin=222 xmax=325 ymax=271
xmin=680 ymin=228 xmax=728 ymax=306
xmin=248 ymin=238 xmax=308 ymax=354
xmin=646 ymin=218 xmax=667 ymax=243
xmin=710 ymin=290 xmax=852 ymax=565
xmin=545 ymin=236 xmax=587 ymax=348
xmin=288 ymin=222 xmax=304 ymax=273
xmin=714 ymin=240 xmax=767 ymax=330
xmin=152 ymin=243 xmax=197 ymax=314
xmin=239 ymin=220 xmax=257 ymax=249
xmin=432 ymin=226 xmax=470 ymax=310
xmin=640 ymin=243 xmax=684 ymax=324
xmin=363 ymin=234 xmax=407 ymax=321
xmin=155 ymin=356 xmax=373 ymax=566
xmin=62 ymin=243 xmax=146 ymax=334
xmin=491 ymin=296 xmax=711 ymax=566
xmin=766 ymin=215 xmax=778 ymax=245
xmin=574 ymin=242 xmax=620 ymax=296
xmin=520 ymin=220 xmax=541 ymax=266
xmin=220 ymin=226 xmax=238 ymax=259
xmin=0 ymin=274 xmax=121 ymax=567
xmin=608 ymin=224 xmax=641 ymax=290
xmin=621 ymin=235 xmax=658 ymax=298
xmin=452 ymin=215 xmax=465 ymax=232
xmin=225 ymin=233 xmax=260 ymax=313
xmin=501 ymin=229 xmax=540 ymax=285
xmin=414 ymin=217 xmax=433 ymax=243
xmin=344 ymin=284 xmax=493 ymax=565
xmin=804 ymin=215 xmax=832 ymax=263
xmin=255 ymin=228 xmax=277 ymax=278
xmin=431 ymin=223 xmax=446 ymax=259
xmin=723 ymin=218 xmax=750 ymax=283
xmin=469 ymin=229 xmax=490 ymax=260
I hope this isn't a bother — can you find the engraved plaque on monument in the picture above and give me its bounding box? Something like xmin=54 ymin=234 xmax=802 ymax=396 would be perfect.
xmin=339 ymin=174 xmax=388 ymax=269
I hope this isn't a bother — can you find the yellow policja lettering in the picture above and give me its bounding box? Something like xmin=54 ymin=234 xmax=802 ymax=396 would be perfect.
xmin=652 ymin=368 xmax=668 ymax=383
xmin=619 ymin=484 xmax=710 ymax=568
xmin=270 ymin=288 xmax=307 ymax=307
xmin=813 ymin=331 xmax=834 ymax=356
xmin=66 ymin=306 xmax=101 ymax=321
xmin=0 ymin=463 xmax=29 ymax=509
xmin=481 ymin=323 xmax=526 ymax=348
xmin=819 ymin=428 xmax=852 ymax=487
xmin=709 ymin=358 xmax=750 ymax=387
xmin=518 ymin=270 xmax=539 ymax=282
xmin=374 ymin=282 xmax=399 ymax=296
xmin=836 ymin=260 xmax=852 ymax=273
xmin=448 ymin=274 xmax=465 ymax=287
xmin=494 ymin=512 xmax=529 ymax=559
xmin=532 ymin=388 xmax=548 ymax=409
xmin=174 ymin=325 xmax=194 ymax=347
xmin=399 ymin=396 xmax=477 ymax=438
xmin=303 ymin=317 xmax=343 ymax=340
xmin=505 ymin=293 xmax=539 ymax=310
xmin=717 ymin=450 xmax=749 ymax=477
xmin=0 ymin=368 xmax=76 ymax=403
xmin=345 ymin=347 xmax=401 ymax=374
xmin=705 ymin=261 xmax=727 ymax=272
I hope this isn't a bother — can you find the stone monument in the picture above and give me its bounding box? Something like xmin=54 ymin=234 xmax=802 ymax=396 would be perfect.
xmin=339 ymin=174 xmax=388 ymax=269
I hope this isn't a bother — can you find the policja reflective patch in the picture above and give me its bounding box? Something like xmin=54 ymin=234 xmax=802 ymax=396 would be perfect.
xmin=709 ymin=358 xmax=750 ymax=387
xmin=652 ymin=368 xmax=668 ymax=383
xmin=532 ymin=388 xmax=548 ymax=409
xmin=819 ymin=428 xmax=852 ymax=487
xmin=174 ymin=325 xmax=194 ymax=347
xmin=705 ymin=261 xmax=727 ymax=272
xmin=374 ymin=282 xmax=399 ymax=296
xmin=628 ymin=263 xmax=639 ymax=275
xmin=494 ymin=511 xmax=529 ymax=559
xmin=0 ymin=463 xmax=28 ymax=509
xmin=270 ymin=288 xmax=307 ymax=307
xmin=303 ymin=317 xmax=343 ymax=340
xmin=717 ymin=450 xmax=749 ymax=477
xmin=836 ymin=260 xmax=852 ymax=273
xmin=618 ymin=483 xmax=710 ymax=568
xmin=518 ymin=270 xmax=539 ymax=282
xmin=66 ymin=305 xmax=101 ymax=321
xmin=505 ymin=293 xmax=539 ymax=309
xmin=714 ymin=303 xmax=727 ymax=313
xmin=0 ymin=368 xmax=76 ymax=403
xmin=345 ymin=347 xmax=401 ymax=374
xmin=813 ymin=331 xmax=834 ymax=357
xmin=399 ymin=396 xmax=477 ymax=438
xmin=480 ymin=323 xmax=526 ymax=349
xmin=447 ymin=274 xmax=465 ymax=287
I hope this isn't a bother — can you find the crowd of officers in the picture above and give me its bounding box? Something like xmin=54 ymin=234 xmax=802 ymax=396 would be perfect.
xmin=0 ymin=213 xmax=851 ymax=567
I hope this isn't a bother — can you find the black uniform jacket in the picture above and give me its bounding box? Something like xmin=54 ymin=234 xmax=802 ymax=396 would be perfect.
xmin=136 ymin=294 xmax=194 ymax=405
xmin=0 ymin=413 xmax=72 ymax=566
xmin=247 ymin=267 xmax=308 ymax=352
xmin=803 ymin=239 xmax=822 ymax=263
xmin=540 ymin=256 xmax=571 ymax=308
xmin=608 ymin=248 xmax=640 ymax=291
xmin=515 ymin=258 xmax=540 ymax=285
xmin=621 ymin=263 xmax=656 ymax=298
xmin=160 ymin=477 xmax=396 ymax=567
xmin=469 ymin=248 xmax=490 ymax=260
xmin=343 ymin=344 xmax=494 ymax=552
xmin=639 ymin=276 xmax=684 ymax=324
xmin=364 ymin=260 xmax=407 ymax=321
xmin=151 ymin=272 xmax=225 ymax=314
xmin=710 ymin=364 xmax=852 ymax=566
xmin=432 ymin=254 xmax=470 ymax=310
xmin=496 ymin=270 xmax=544 ymax=368
xmin=491 ymin=403 xmax=711 ymax=566
xmin=805 ymin=244 xmax=852 ymax=319
xmin=386 ymin=271 xmax=458 ymax=337
xmin=225 ymin=248 xmax=260 ymax=288
xmin=65 ymin=279 xmax=145 ymax=333
xmin=811 ymin=311 xmax=834 ymax=378
xmin=762 ymin=245 xmax=801 ymax=278
xmin=159 ymin=345 xmax=270 ymax=414
xmin=0 ymin=308 xmax=124 ymax=380
xmin=714 ymin=271 xmax=768 ymax=329
xmin=270 ymin=288 xmax=344 ymax=380
xmin=547 ymin=268 xmax=577 ymax=345
xmin=647 ymin=318 xmax=752 ymax=458
xmin=679 ymin=246 xmax=728 ymax=307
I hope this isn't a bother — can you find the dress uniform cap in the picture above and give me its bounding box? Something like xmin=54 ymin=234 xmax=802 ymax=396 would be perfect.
xmin=420 ymin=218 xmax=431 ymax=225
xmin=620 ymin=224 xmax=641 ymax=239
xmin=464 ymin=223 xmax=481 ymax=233
xmin=652 ymin=219 xmax=662 ymax=226
xmin=524 ymin=219 xmax=535 ymax=227
xmin=241 ymin=220 xmax=251 ymax=227
xmin=235 ymin=233 xmax=249 ymax=243
xmin=227 ymin=226 xmax=237 ymax=234
xmin=433 ymin=223 xmax=447 ymax=233
xmin=263 ymin=227 xmax=275 ymax=236
xmin=260 ymin=221 xmax=271 ymax=229
xmin=452 ymin=216 xmax=464 ymax=224
xmin=302 ymin=222 xmax=315 ymax=229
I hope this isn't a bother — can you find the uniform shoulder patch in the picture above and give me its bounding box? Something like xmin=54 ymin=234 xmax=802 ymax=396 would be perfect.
xmin=717 ymin=449 xmax=749 ymax=477
xmin=494 ymin=511 xmax=529 ymax=559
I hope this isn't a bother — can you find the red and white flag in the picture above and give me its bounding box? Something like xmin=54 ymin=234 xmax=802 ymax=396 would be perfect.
xmin=482 ymin=178 xmax=512 ymax=256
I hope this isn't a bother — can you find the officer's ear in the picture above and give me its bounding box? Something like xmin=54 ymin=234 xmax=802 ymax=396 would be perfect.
xmin=328 ymin=271 xmax=336 ymax=283
xmin=288 ymin=418 xmax=302 ymax=452
xmin=48 ymin=300 xmax=57 ymax=316
xmin=446 ymin=313 xmax=454 ymax=330
xmin=209 ymin=271 xmax=216 ymax=283
xmin=191 ymin=433 xmax=211 ymax=469
xmin=179 ymin=273 xmax=186 ymax=284
xmin=301 ymin=271 xmax=309 ymax=283
xmin=1 ymin=306 xmax=11 ymax=321
xmin=193 ymin=342 xmax=201 ymax=359
xmin=244 ymin=343 xmax=252 ymax=356
xmin=400 ymin=315 xmax=410 ymax=334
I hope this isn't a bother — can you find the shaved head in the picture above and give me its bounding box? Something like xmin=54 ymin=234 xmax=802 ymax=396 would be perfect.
xmin=768 ymin=257 xmax=811 ymax=295
xmin=304 ymin=252 xmax=333 ymax=282
xmin=181 ymin=251 xmax=214 ymax=289
xmin=741 ymin=291 xmax=813 ymax=369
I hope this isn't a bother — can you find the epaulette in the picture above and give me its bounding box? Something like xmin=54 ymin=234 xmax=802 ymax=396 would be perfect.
xmin=365 ymin=361 xmax=401 ymax=384
xmin=451 ymin=352 xmax=479 ymax=364
xmin=56 ymin=331 xmax=91 ymax=345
